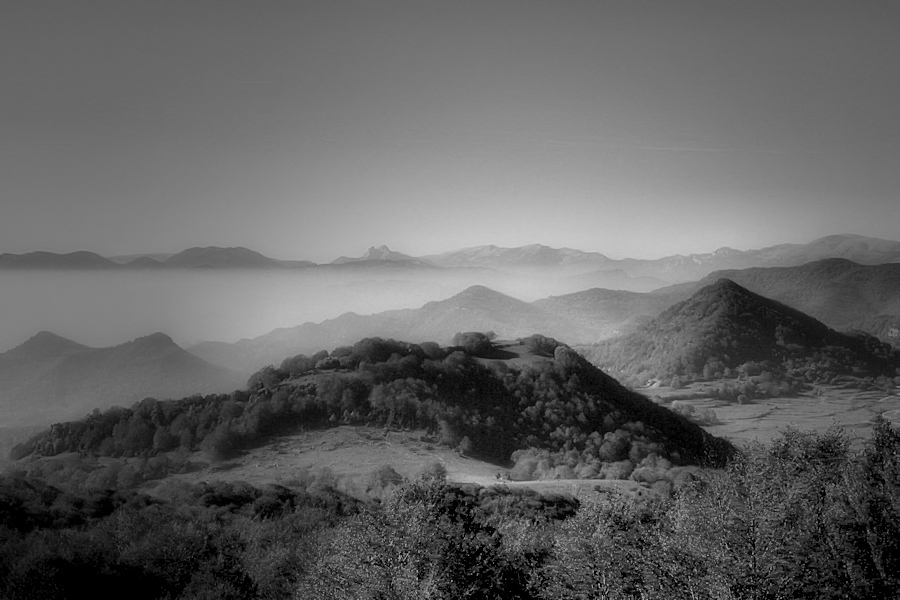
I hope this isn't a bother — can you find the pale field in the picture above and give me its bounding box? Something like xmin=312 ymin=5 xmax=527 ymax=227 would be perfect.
xmin=27 ymin=381 xmax=897 ymax=501
xmin=148 ymin=425 xmax=646 ymax=500
xmin=141 ymin=382 xmax=900 ymax=499
xmin=646 ymin=381 xmax=900 ymax=449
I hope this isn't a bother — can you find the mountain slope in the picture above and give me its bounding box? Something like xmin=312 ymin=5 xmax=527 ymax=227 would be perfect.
xmin=0 ymin=332 xmax=247 ymax=426
xmin=163 ymin=246 xmax=285 ymax=268
xmin=16 ymin=337 xmax=733 ymax=481
xmin=582 ymin=279 xmax=899 ymax=384
xmin=614 ymin=234 xmax=900 ymax=282
xmin=419 ymin=234 xmax=900 ymax=281
xmin=331 ymin=245 xmax=427 ymax=265
xmin=533 ymin=288 xmax=677 ymax=340
xmin=423 ymin=244 xmax=614 ymax=272
xmin=558 ymin=268 xmax=670 ymax=293
xmin=655 ymin=259 xmax=900 ymax=344
xmin=189 ymin=285 xmax=579 ymax=372
xmin=0 ymin=251 xmax=120 ymax=270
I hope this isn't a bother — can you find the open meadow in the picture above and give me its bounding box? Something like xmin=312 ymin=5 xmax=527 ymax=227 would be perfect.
xmin=646 ymin=380 xmax=900 ymax=448
xmin=145 ymin=425 xmax=649 ymax=501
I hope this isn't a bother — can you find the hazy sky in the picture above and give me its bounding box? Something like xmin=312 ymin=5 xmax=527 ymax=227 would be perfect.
xmin=2 ymin=1 xmax=898 ymax=263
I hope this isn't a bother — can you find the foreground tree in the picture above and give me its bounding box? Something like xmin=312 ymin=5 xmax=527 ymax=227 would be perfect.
xmin=297 ymin=474 xmax=532 ymax=599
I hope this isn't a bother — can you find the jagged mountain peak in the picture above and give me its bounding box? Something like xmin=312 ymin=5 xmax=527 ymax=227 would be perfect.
xmin=362 ymin=245 xmax=392 ymax=257
xmin=332 ymin=245 xmax=403 ymax=264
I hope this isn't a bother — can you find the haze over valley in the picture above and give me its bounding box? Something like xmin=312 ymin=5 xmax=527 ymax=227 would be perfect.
xmin=4 ymin=2 xmax=900 ymax=597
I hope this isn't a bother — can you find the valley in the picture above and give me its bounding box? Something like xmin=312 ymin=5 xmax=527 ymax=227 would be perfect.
xmin=150 ymin=425 xmax=648 ymax=499
xmin=6 ymin=3 xmax=900 ymax=594
xmin=647 ymin=380 xmax=900 ymax=447
xmin=3 ymin=240 xmax=900 ymax=600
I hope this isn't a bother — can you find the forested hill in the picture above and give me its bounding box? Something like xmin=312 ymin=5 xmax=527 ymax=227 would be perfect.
xmin=12 ymin=335 xmax=732 ymax=484
xmin=581 ymin=278 xmax=900 ymax=386
xmin=654 ymin=259 xmax=900 ymax=345
xmin=188 ymin=286 xmax=580 ymax=373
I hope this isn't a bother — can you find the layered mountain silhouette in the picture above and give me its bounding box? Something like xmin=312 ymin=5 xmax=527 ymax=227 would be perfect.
xmin=332 ymin=245 xmax=425 ymax=264
xmin=419 ymin=234 xmax=900 ymax=282
xmin=107 ymin=252 xmax=174 ymax=264
xmin=0 ymin=332 xmax=246 ymax=426
xmin=162 ymin=246 xmax=289 ymax=269
xmin=0 ymin=251 xmax=119 ymax=269
xmin=124 ymin=256 xmax=166 ymax=268
xmin=656 ymin=258 xmax=900 ymax=344
xmin=422 ymin=244 xmax=614 ymax=271
xmin=0 ymin=247 xmax=316 ymax=270
xmin=189 ymin=285 xmax=581 ymax=372
xmin=16 ymin=336 xmax=733 ymax=478
xmin=583 ymin=279 xmax=900 ymax=384
xmin=3 ymin=234 xmax=898 ymax=280
xmin=612 ymin=234 xmax=900 ymax=282
xmin=534 ymin=288 xmax=678 ymax=341
xmin=558 ymin=268 xmax=670 ymax=294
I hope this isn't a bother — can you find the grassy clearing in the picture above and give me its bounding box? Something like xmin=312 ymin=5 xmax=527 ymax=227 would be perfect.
xmin=146 ymin=424 xmax=647 ymax=499
xmin=646 ymin=380 xmax=900 ymax=448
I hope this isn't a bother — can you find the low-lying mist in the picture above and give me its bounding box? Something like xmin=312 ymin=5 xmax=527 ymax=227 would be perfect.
xmin=0 ymin=268 xmax=614 ymax=352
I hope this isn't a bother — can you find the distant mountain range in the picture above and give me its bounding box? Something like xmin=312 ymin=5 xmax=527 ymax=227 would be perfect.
xmin=0 ymin=247 xmax=316 ymax=270
xmin=580 ymin=279 xmax=900 ymax=384
xmin=420 ymin=234 xmax=900 ymax=281
xmin=4 ymin=234 xmax=899 ymax=283
xmin=0 ymin=331 xmax=246 ymax=426
xmin=0 ymin=251 xmax=121 ymax=270
xmin=331 ymin=245 xmax=427 ymax=266
xmin=533 ymin=288 xmax=678 ymax=340
xmin=188 ymin=252 xmax=900 ymax=373
xmin=188 ymin=285 xmax=581 ymax=372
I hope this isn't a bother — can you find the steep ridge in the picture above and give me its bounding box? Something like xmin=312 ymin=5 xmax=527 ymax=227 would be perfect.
xmin=581 ymin=279 xmax=899 ymax=384
xmin=655 ymin=259 xmax=900 ymax=343
xmin=0 ymin=332 xmax=246 ymax=426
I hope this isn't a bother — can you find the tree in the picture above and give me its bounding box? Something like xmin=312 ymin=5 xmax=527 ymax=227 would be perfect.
xmin=298 ymin=477 xmax=529 ymax=599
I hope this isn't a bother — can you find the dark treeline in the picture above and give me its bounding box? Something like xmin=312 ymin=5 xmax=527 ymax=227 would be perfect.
xmin=2 ymin=419 xmax=899 ymax=599
xmin=11 ymin=335 xmax=731 ymax=491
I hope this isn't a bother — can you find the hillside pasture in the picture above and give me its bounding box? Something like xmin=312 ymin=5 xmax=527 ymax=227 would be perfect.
xmin=647 ymin=380 xmax=900 ymax=447
xmin=148 ymin=425 xmax=647 ymax=499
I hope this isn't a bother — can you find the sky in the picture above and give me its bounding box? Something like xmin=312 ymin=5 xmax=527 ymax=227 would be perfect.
xmin=2 ymin=0 xmax=898 ymax=263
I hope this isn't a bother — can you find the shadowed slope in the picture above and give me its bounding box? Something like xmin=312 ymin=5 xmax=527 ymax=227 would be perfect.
xmin=582 ymin=279 xmax=900 ymax=384
xmin=654 ymin=259 xmax=900 ymax=344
